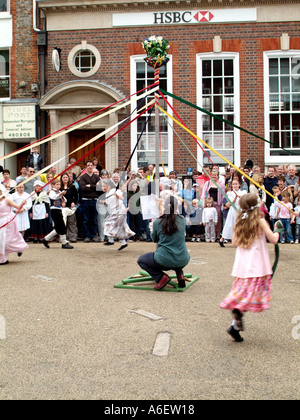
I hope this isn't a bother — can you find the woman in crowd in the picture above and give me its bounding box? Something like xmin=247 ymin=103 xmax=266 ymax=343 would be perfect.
xmin=201 ymin=170 xmax=225 ymax=241
xmin=137 ymin=195 xmax=190 ymax=290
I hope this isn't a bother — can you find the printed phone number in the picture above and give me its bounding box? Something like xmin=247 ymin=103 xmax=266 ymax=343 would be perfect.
xmin=6 ymin=132 xmax=32 ymax=137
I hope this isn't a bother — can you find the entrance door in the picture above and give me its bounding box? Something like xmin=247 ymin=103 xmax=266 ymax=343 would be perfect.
xmin=17 ymin=148 xmax=29 ymax=176
xmin=69 ymin=129 xmax=105 ymax=169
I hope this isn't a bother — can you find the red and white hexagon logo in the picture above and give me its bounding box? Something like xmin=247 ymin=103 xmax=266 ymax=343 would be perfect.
xmin=194 ymin=11 xmax=214 ymax=22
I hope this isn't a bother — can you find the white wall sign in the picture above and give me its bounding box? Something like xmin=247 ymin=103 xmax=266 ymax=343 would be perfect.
xmin=52 ymin=49 xmax=61 ymax=72
xmin=3 ymin=105 xmax=36 ymax=139
xmin=113 ymin=8 xmax=257 ymax=27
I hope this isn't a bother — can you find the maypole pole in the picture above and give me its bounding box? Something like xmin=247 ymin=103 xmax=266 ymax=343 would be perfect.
xmin=114 ymin=38 xmax=200 ymax=292
xmin=142 ymin=36 xmax=170 ymax=196
xmin=154 ymin=67 xmax=160 ymax=197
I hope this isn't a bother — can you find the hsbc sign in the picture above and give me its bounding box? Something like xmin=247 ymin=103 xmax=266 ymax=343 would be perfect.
xmin=113 ymin=8 xmax=257 ymax=27
xmin=153 ymin=11 xmax=215 ymax=24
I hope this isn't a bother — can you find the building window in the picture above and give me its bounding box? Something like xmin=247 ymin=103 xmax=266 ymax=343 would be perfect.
xmin=68 ymin=41 xmax=101 ymax=78
xmin=131 ymin=56 xmax=173 ymax=170
xmin=197 ymin=53 xmax=240 ymax=167
xmin=0 ymin=50 xmax=9 ymax=99
xmin=264 ymin=52 xmax=300 ymax=163
xmin=75 ymin=50 xmax=96 ymax=73
xmin=0 ymin=0 xmax=8 ymax=12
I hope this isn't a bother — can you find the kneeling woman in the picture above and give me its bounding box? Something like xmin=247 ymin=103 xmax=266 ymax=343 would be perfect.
xmin=138 ymin=195 xmax=190 ymax=290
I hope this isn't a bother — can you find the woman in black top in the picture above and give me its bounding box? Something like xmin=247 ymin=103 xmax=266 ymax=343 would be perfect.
xmin=60 ymin=173 xmax=79 ymax=242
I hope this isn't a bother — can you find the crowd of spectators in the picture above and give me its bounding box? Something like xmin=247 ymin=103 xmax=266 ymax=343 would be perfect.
xmin=1 ymin=151 xmax=299 ymax=244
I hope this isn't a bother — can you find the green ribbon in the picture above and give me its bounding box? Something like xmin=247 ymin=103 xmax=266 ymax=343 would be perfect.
xmin=272 ymin=221 xmax=283 ymax=277
xmin=159 ymin=90 xmax=286 ymax=275
xmin=160 ymin=89 xmax=299 ymax=157
xmin=162 ymin=114 xmax=238 ymax=211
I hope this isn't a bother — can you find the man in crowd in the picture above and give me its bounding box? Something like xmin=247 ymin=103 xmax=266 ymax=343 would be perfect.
xmin=264 ymin=166 xmax=278 ymax=211
xmin=79 ymin=160 xmax=100 ymax=243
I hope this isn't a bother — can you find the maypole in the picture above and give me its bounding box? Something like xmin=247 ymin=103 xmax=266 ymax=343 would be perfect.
xmin=142 ymin=36 xmax=170 ymax=196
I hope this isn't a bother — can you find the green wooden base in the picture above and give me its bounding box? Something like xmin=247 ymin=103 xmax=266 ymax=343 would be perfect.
xmin=114 ymin=270 xmax=199 ymax=292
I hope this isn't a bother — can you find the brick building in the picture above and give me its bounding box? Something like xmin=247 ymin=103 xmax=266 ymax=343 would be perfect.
xmin=1 ymin=0 xmax=300 ymax=176
xmin=0 ymin=0 xmax=40 ymax=178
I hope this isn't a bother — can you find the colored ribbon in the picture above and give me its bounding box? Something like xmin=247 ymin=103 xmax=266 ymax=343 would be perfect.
xmin=0 ymin=102 xmax=155 ymax=230
xmin=0 ymin=84 xmax=159 ymax=162
xmin=160 ymin=89 xmax=300 ymax=157
xmin=155 ymin=103 xmax=294 ymax=215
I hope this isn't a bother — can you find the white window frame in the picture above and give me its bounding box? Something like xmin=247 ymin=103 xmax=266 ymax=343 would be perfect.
xmin=196 ymin=52 xmax=240 ymax=169
xmin=0 ymin=49 xmax=10 ymax=100
xmin=68 ymin=41 xmax=101 ymax=78
xmin=0 ymin=0 xmax=9 ymax=15
xmin=264 ymin=50 xmax=300 ymax=165
xmin=130 ymin=55 xmax=173 ymax=172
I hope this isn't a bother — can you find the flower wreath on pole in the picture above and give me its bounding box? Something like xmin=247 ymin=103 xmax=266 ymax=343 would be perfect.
xmin=142 ymin=36 xmax=170 ymax=68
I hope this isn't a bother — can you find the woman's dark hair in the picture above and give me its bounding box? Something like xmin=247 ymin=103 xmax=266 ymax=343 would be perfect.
xmin=60 ymin=173 xmax=72 ymax=189
xmin=159 ymin=195 xmax=179 ymax=235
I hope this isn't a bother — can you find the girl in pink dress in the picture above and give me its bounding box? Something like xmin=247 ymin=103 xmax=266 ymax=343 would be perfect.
xmin=0 ymin=185 xmax=29 ymax=265
xmin=220 ymin=193 xmax=280 ymax=342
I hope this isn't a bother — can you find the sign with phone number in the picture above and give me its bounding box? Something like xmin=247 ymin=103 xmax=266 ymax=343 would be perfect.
xmin=3 ymin=105 xmax=36 ymax=139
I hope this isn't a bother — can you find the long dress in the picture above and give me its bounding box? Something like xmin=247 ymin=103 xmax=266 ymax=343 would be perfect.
xmin=0 ymin=198 xmax=28 ymax=263
xmin=220 ymin=233 xmax=273 ymax=313
xmin=221 ymin=189 xmax=247 ymax=240
xmin=12 ymin=191 xmax=32 ymax=232
xmin=104 ymin=188 xmax=135 ymax=240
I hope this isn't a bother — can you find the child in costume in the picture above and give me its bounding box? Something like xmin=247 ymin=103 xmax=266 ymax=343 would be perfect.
xmin=0 ymin=184 xmax=28 ymax=264
xmin=220 ymin=193 xmax=281 ymax=342
xmin=42 ymin=179 xmax=73 ymax=249
xmin=12 ymin=183 xmax=32 ymax=236
xmin=30 ymin=180 xmax=51 ymax=243
xmin=219 ymin=179 xmax=247 ymax=247
xmin=102 ymin=179 xmax=135 ymax=250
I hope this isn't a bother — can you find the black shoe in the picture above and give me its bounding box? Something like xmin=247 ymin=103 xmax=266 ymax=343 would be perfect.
xmin=62 ymin=243 xmax=74 ymax=249
xmin=232 ymin=309 xmax=244 ymax=331
xmin=227 ymin=326 xmax=243 ymax=342
xmin=42 ymin=239 xmax=50 ymax=248
xmin=17 ymin=253 xmax=22 ymax=257
xmin=0 ymin=260 xmax=9 ymax=265
xmin=104 ymin=242 xmax=114 ymax=246
xmin=118 ymin=244 xmax=128 ymax=251
xmin=219 ymin=240 xmax=225 ymax=248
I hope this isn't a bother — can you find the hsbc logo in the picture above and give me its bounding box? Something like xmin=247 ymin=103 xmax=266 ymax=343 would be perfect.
xmin=153 ymin=11 xmax=215 ymax=24
xmin=113 ymin=8 xmax=256 ymax=27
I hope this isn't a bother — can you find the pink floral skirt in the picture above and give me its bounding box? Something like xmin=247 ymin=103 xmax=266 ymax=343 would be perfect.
xmin=220 ymin=275 xmax=272 ymax=313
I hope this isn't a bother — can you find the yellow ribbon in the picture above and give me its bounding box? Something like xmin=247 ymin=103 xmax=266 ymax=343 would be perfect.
xmin=155 ymin=103 xmax=293 ymax=214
